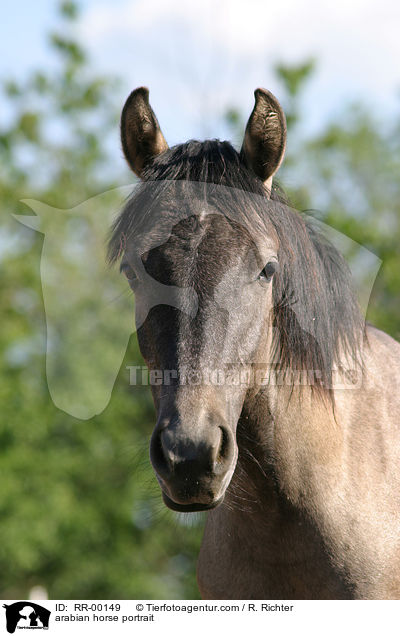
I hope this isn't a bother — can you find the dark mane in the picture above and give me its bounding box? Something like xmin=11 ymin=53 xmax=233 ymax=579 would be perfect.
xmin=109 ymin=139 xmax=363 ymax=394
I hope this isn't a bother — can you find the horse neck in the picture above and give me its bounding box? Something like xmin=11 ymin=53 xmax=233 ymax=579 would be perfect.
xmin=237 ymin=381 xmax=341 ymax=511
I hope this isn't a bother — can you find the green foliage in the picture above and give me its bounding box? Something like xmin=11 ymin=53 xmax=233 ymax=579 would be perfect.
xmin=0 ymin=1 xmax=203 ymax=599
xmin=275 ymin=58 xmax=315 ymax=129
xmin=304 ymin=107 xmax=400 ymax=338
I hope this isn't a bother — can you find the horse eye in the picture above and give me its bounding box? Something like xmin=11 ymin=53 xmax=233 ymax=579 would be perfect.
xmin=258 ymin=261 xmax=279 ymax=283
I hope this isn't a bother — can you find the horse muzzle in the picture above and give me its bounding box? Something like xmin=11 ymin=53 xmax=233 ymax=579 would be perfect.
xmin=150 ymin=412 xmax=237 ymax=512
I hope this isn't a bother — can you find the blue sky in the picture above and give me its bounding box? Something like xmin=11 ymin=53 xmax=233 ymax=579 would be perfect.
xmin=2 ymin=0 xmax=400 ymax=149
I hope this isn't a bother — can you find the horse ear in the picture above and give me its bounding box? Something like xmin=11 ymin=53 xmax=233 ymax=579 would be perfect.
xmin=240 ymin=88 xmax=287 ymax=192
xmin=121 ymin=87 xmax=168 ymax=178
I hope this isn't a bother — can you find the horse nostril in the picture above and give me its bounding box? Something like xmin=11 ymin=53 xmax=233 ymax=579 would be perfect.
xmin=150 ymin=427 xmax=170 ymax=477
xmin=214 ymin=425 xmax=232 ymax=469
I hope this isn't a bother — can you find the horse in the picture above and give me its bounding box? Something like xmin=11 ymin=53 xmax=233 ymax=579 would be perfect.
xmin=109 ymin=87 xmax=400 ymax=599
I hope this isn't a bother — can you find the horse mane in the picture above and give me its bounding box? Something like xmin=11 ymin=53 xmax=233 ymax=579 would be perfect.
xmin=109 ymin=139 xmax=364 ymax=395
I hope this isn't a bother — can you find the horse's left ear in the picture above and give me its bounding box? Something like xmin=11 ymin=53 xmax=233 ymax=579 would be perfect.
xmin=121 ymin=87 xmax=168 ymax=178
xmin=240 ymin=88 xmax=287 ymax=193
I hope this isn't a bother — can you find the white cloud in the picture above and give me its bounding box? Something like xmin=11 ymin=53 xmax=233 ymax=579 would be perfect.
xmin=78 ymin=0 xmax=400 ymax=144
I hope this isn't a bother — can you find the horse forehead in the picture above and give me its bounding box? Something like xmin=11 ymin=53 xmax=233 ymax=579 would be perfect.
xmin=145 ymin=212 xmax=274 ymax=259
xmin=166 ymin=218 xmax=261 ymax=275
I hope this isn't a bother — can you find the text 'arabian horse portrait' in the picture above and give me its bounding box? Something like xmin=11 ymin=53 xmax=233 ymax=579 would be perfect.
xmin=109 ymin=87 xmax=400 ymax=599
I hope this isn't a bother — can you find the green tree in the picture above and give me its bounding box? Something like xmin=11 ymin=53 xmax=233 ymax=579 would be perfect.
xmin=304 ymin=108 xmax=400 ymax=338
xmin=0 ymin=1 xmax=203 ymax=599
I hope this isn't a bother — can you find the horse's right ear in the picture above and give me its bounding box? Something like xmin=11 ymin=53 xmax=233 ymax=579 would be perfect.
xmin=240 ymin=88 xmax=287 ymax=193
xmin=121 ymin=87 xmax=168 ymax=178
